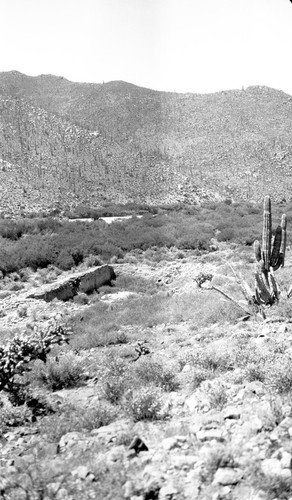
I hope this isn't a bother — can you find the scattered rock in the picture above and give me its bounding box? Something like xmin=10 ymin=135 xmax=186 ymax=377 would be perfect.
xmin=196 ymin=429 xmax=225 ymax=442
xmin=281 ymin=451 xmax=292 ymax=469
xmin=262 ymin=458 xmax=292 ymax=478
xmin=223 ymin=406 xmax=241 ymax=420
xmin=14 ymin=453 xmax=35 ymax=469
xmin=212 ymin=468 xmax=242 ymax=485
xmin=161 ymin=435 xmax=187 ymax=451
xmin=58 ymin=432 xmax=83 ymax=451
xmin=72 ymin=465 xmax=95 ymax=481
xmin=277 ymin=323 xmax=289 ymax=335
xmin=128 ymin=436 xmax=149 ymax=454
xmin=271 ymin=448 xmax=292 ymax=469
xmin=185 ymin=393 xmax=200 ymax=413
xmin=172 ymin=455 xmax=198 ymax=468
xmin=106 ymin=446 xmax=125 ymax=463
xmin=241 ymin=417 xmax=263 ymax=435
xmin=159 ymin=482 xmax=178 ymax=499
xmin=123 ymin=480 xmax=136 ymax=498
xmin=245 ymin=381 xmax=265 ymax=396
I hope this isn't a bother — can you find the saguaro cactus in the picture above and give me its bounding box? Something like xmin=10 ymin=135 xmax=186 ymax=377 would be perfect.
xmin=253 ymin=195 xmax=286 ymax=306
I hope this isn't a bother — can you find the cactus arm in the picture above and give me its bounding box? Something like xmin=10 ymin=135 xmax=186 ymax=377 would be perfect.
xmin=262 ymin=271 xmax=271 ymax=292
xmin=262 ymin=195 xmax=272 ymax=271
xmin=287 ymin=284 xmax=292 ymax=299
xmin=280 ymin=214 xmax=287 ymax=267
xmin=268 ymin=273 xmax=280 ymax=301
xmin=272 ymin=214 xmax=287 ymax=270
xmin=253 ymin=240 xmax=262 ymax=262
xmin=270 ymin=226 xmax=282 ymax=268
xmin=272 ymin=254 xmax=283 ymax=272
xmin=255 ymin=272 xmax=273 ymax=305
xmin=255 ymin=287 xmax=266 ymax=305
xmin=257 ymin=259 xmax=266 ymax=274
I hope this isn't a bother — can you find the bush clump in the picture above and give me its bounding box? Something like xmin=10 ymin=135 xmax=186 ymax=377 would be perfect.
xmin=123 ymin=386 xmax=165 ymax=421
xmin=33 ymin=353 xmax=86 ymax=391
xmin=130 ymin=358 xmax=179 ymax=391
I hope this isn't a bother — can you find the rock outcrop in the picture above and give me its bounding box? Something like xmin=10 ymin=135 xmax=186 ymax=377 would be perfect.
xmin=27 ymin=265 xmax=116 ymax=302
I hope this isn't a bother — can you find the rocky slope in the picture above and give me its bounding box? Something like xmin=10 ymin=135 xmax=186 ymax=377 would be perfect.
xmin=1 ymin=247 xmax=292 ymax=498
xmin=1 ymin=72 xmax=292 ymax=213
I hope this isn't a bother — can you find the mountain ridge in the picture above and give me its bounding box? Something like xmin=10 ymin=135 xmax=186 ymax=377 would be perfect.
xmin=0 ymin=71 xmax=292 ymax=215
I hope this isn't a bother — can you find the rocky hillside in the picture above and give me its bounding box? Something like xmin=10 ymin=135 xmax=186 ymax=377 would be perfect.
xmin=2 ymin=245 xmax=292 ymax=499
xmin=1 ymin=71 xmax=292 ymax=213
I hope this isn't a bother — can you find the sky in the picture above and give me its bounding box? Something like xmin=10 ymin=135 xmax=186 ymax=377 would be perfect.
xmin=1 ymin=0 xmax=292 ymax=95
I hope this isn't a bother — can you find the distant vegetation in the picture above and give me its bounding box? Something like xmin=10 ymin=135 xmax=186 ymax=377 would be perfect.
xmin=1 ymin=200 xmax=291 ymax=276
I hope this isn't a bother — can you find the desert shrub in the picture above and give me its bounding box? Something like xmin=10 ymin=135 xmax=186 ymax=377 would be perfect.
xmin=70 ymin=319 xmax=128 ymax=350
xmin=199 ymin=443 xmax=237 ymax=484
xmin=273 ymin=297 xmax=292 ymax=319
xmin=38 ymin=401 xmax=117 ymax=442
xmin=233 ymin=339 xmax=292 ymax=391
xmin=250 ymin=464 xmax=292 ymax=500
xmin=33 ymin=353 xmax=86 ymax=391
xmin=192 ymin=296 xmax=243 ymax=327
xmin=19 ymin=267 xmax=32 ymax=282
xmin=233 ymin=340 xmax=267 ymax=367
xmin=262 ymin=396 xmax=286 ymax=430
xmin=0 ymin=402 xmax=31 ymax=431
xmin=0 ymin=290 xmax=11 ymax=299
xmin=130 ymin=358 xmax=179 ymax=391
xmin=83 ymin=254 xmax=104 ymax=267
xmin=113 ymin=272 xmax=157 ymax=295
xmin=78 ymin=402 xmax=118 ymax=431
xmin=192 ymin=367 xmax=215 ymax=388
xmin=190 ymin=345 xmax=234 ymax=373
xmin=266 ymin=358 xmax=292 ymax=394
xmin=204 ymin=380 xmax=229 ymax=409
xmin=55 ymin=249 xmax=75 ymax=270
xmin=71 ymin=247 xmax=84 ymax=266
xmin=244 ymin=362 xmax=266 ymax=383
xmin=73 ymin=293 xmax=90 ymax=305
xmin=38 ymin=403 xmax=80 ymax=441
xmin=99 ymin=355 xmax=128 ymax=404
xmin=17 ymin=305 xmax=28 ymax=318
xmin=8 ymin=282 xmax=24 ymax=291
xmin=123 ymin=385 xmax=165 ymax=421
xmin=9 ymin=272 xmax=20 ymax=281
xmin=217 ymin=227 xmax=237 ymax=242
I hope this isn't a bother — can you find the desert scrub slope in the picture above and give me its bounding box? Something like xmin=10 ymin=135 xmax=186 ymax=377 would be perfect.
xmin=2 ymin=245 xmax=292 ymax=499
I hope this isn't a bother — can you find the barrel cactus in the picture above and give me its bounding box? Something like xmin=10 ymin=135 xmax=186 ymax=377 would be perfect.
xmin=253 ymin=195 xmax=286 ymax=306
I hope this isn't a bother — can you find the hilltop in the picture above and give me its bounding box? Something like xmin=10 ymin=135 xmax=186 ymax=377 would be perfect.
xmin=1 ymin=71 xmax=292 ymax=213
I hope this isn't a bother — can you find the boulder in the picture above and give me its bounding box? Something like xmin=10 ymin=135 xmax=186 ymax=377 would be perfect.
xmin=27 ymin=265 xmax=116 ymax=302
xmin=213 ymin=467 xmax=242 ymax=485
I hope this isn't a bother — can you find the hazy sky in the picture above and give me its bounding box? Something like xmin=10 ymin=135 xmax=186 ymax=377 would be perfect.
xmin=1 ymin=0 xmax=292 ymax=95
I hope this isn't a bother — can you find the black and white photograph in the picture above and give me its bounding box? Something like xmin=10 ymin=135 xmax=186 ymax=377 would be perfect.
xmin=0 ymin=0 xmax=292 ymax=498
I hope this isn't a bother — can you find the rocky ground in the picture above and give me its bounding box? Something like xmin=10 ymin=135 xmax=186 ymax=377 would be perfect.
xmin=1 ymin=246 xmax=292 ymax=499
